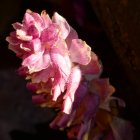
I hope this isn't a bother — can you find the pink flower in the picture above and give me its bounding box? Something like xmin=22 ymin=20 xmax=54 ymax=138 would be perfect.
xmin=6 ymin=9 xmax=132 ymax=140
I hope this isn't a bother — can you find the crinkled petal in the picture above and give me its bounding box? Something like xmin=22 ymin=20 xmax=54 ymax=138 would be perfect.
xmin=50 ymin=46 xmax=71 ymax=101
xmin=27 ymin=24 xmax=40 ymax=38
xmin=66 ymin=26 xmax=78 ymax=47
xmin=81 ymin=52 xmax=102 ymax=79
xmin=52 ymin=12 xmax=70 ymax=39
xmin=20 ymin=38 xmax=43 ymax=53
xmin=40 ymin=23 xmax=59 ymax=46
xmin=51 ymin=67 xmax=68 ymax=101
xmin=22 ymin=51 xmax=50 ymax=73
xmin=50 ymin=47 xmax=71 ymax=79
xmin=23 ymin=11 xmax=35 ymax=27
xmin=31 ymin=66 xmax=54 ymax=83
xmin=51 ymin=69 xmax=62 ymax=101
xmin=28 ymin=10 xmax=45 ymax=28
xmin=20 ymin=43 xmax=31 ymax=52
xmin=63 ymin=66 xmax=82 ymax=114
xmin=52 ymin=84 xmax=61 ymax=101
xmin=6 ymin=31 xmax=20 ymax=46
xmin=8 ymin=44 xmax=24 ymax=57
xmin=32 ymin=38 xmax=44 ymax=52
xmin=12 ymin=22 xmax=23 ymax=30
xmin=16 ymin=29 xmax=33 ymax=41
xmin=41 ymin=10 xmax=52 ymax=28
xmin=69 ymin=39 xmax=91 ymax=65
xmin=55 ymin=39 xmax=69 ymax=56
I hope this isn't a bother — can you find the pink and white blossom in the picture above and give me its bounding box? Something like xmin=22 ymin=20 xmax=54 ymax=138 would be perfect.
xmin=6 ymin=9 xmax=133 ymax=140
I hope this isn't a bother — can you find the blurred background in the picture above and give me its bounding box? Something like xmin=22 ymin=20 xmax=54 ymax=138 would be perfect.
xmin=0 ymin=0 xmax=140 ymax=140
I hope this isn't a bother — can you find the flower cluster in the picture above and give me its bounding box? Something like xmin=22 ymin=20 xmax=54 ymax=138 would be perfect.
xmin=6 ymin=10 xmax=133 ymax=140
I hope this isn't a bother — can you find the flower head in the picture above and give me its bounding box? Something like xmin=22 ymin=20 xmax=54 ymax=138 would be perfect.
xmin=6 ymin=9 xmax=133 ymax=140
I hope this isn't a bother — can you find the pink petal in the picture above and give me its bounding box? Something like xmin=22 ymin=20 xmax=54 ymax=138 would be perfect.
xmin=16 ymin=29 xmax=33 ymax=41
xmin=69 ymin=39 xmax=91 ymax=65
xmin=80 ymin=52 xmax=102 ymax=77
xmin=51 ymin=69 xmax=61 ymax=101
xmin=31 ymin=66 xmax=54 ymax=83
xmin=50 ymin=47 xmax=72 ymax=101
xmin=52 ymin=12 xmax=70 ymax=39
xmin=32 ymin=38 xmax=44 ymax=53
xmin=8 ymin=44 xmax=24 ymax=57
xmin=23 ymin=11 xmax=35 ymax=27
xmin=6 ymin=31 xmax=20 ymax=46
xmin=11 ymin=38 xmax=43 ymax=58
xmin=63 ymin=55 xmax=72 ymax=71
xmin=66 ymin=26 xmax=78 ymax=47
xmin=50 ymin=47 xmax=71 ymax=79
xmin=22 ymin=50 xmax=50 ymax=73
xmin=41 ymin=10 xmax=52 ymax=28
xmin=63 ymin=66 xmax=82 ymax=114
xmin=27 ymin=24 xmax=40 ymax=38
xmin=52 ymin=39 xmax=71 ymax=70
xmin=40 ymin=24 xmax=59 ymax=46
xmin=52 ymin=84 xmax=61 ymax=101
xmin=29 ymin=10 xmax=44 ymax=28
xmin=12 ymin=22 xmax=23 ymax=30
xmin=22 ymin=52 xmax=42 ymax=69
xmin=20 ymin=43 xmax=31 ymax=52
xmin=33 ymin=51 xmax=51 ymax=72
xmin=54 ymin=39 xmax=69 ymax=56
xmin=21 ymin=38 xmax=43 ymax=53
xmin=51 ymin=68 xmax=67 ymax=101
xmin=62 ymin=97 xmax=73 ymax=114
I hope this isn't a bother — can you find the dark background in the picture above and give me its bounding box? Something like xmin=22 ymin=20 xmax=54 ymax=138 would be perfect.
xmin=0 ymin=0 xmax=139 ymax=140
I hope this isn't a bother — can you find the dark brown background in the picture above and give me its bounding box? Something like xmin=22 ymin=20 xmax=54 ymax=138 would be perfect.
xmin=0 ymin=0 xmax=139 ymax=140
